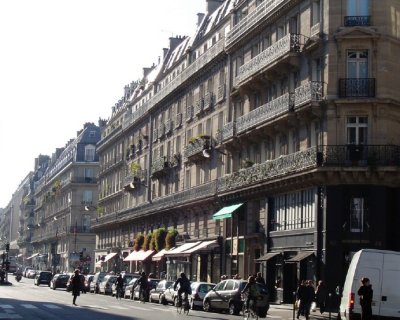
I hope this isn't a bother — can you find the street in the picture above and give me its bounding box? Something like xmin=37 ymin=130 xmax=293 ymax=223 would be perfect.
xmin=0 ymin=277 xmax=336 ymax=320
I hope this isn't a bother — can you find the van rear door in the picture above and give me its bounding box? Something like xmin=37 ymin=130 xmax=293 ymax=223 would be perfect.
xmin=381 ymin=253 xmax=400 ymax=318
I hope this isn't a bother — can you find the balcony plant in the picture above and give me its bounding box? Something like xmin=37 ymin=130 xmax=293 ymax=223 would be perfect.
xmin=165 ymin=228 xmax=178 ymax=249
xmin=129 ymin=162 xmax=141 ymax=176
xmin=143 ymin=232 xmax=153 ymax=251
xmin=133 ymin=233 xmax=144 ymax=251
xmin=153 ymin=227 xmax=167 ymax=252
xmin=241 ymin=158 xmax=255 ymax=169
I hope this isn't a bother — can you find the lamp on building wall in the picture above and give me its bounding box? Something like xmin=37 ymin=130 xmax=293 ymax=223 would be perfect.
xmin=202 ymin=147 xmax=226 ymax=159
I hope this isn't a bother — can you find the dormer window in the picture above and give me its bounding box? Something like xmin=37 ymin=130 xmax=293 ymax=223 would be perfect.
xmin=85 ymin=145 xmax=95 ymax=162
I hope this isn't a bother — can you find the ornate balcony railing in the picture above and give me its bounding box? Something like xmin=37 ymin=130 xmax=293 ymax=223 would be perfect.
xmin=164 ymin=119 xmax=172 ymax=135
xmin=151 ymin=156 xmax=169 ymax=177
xmin=310 ymin=22 xmax=321 ymax=37
xmin=294 ymin=81 xmax=323 ymax=109
xmin=122 ymin=102 xmax=149 ymax=130
xmin=338 ymin=78 xmax=376 ymax=98
xmin=317 ymin=145 xmax=400 ymax=166
xmin=236 ymin=93 xmax=293 ymax=134
xmin=124 ymin=169 xmax=147 ymax=186
xmin=235 ymin=33 xmax=301 ymax=85
xmin=203 ymin=92 xmax=213 ymax=111
xmin=344 ymin=16 xmax=371 ymax=27
xmin=217 ymin=84 xmax=226 ymax=102
xmin=226 ymin=0 xmax=287 ymax=48
xmin=216 ymin=122 xmax=236 ymax=145
xmin=185 ymin=105 xmax=194 ymax=122
xmin=184 ymin=136 xmax=211 ymax=161
xmin=175 ymin=113 xmax=182 ymax=128
xmin=194 ymin=99 xmax=204 ymax=116
xmin=217 ymin=147 xmax=318 ymax=193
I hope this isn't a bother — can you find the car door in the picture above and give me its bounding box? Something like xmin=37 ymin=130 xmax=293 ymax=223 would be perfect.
xmin=221 ymin=280 xmax=235 ymax=309
xmin=210 ymin=281 xmax=226 ymax=309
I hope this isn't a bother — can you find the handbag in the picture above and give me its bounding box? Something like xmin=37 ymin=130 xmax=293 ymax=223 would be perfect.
xmin=311 ymin=301 xmax=317 ymax=312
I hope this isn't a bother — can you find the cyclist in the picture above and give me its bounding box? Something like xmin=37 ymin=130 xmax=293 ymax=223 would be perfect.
xmin=115 ymin=273 xmax=123 ymax=299
xmin=241 ymin=275 xmax=260 ymax=313
xmin=134 ymin=272 xmax=148 ymax=302
xmin=173 ymin=272 xmax=191 ymax=307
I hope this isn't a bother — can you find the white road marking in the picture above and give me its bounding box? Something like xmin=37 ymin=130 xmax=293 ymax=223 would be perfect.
xmin=127 ymin=305 xmax=148 ymax=311
xmin=84 ymin=305 xmax=108 ymax=310
xmin=112 ymin=305 xmax=130 ymax=310
xmin=43 ymin=304 xmax=62 ymax=309
xmin=150 ymin=307 xmax=171 ymax=312
xmin=20 ymin=304 xmax=37 ymax=309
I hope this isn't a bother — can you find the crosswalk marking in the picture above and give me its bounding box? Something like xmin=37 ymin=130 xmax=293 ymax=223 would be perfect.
xmin=20 ymin=304 xmax=37 ymax=309
xmin=43 ymin=304 xmax=62 ymax=309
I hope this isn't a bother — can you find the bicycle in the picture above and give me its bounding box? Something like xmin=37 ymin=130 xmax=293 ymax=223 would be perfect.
xmin=176 ymin=292 xmax=190 ymax=315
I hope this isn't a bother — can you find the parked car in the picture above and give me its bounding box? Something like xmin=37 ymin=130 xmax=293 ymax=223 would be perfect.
xmin=189 ymin=282 xmax=215 ymax=310
xmin=111 ymin=272 xmax=139 ymax=297
xmin=83 ymin=274 xmax=94 ymax=293
xmin=26 ymin=269 xmax=37 ymax=279
xmin=90 ymin=271 xmax=107 ymax=293
xmin=50 ymin=273 xmax=70 ymax=290
xmin=34 ymin=271 xmax=53 ymax=286
xmin=23 ymin=267 xmax=33 ymax=277
xmin=161 ymin=283 xmax=179 ymax=306
xmin=98 ymin=275 xmax=117 ymax=295
xmin=203 ymin=279 xmax=269 ymax=316
xmin=149 ymin=280 xmax=174 ymax=304
xmin=124 ymin=278 xmax=138 ymax=299
xmin=132 ymin=278 xmax=160 ymax=301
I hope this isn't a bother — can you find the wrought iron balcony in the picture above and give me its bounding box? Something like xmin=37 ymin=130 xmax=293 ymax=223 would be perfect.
xmin=123 ymin=169 xmax=147 ymax=186
xmin=294 ymin=81 xmax=323 ymax=109
xmin=203 ymin=92 xmax=213 ymax=111
xmin=217 ymin=84 xmax=226 ymax=103
xmin=235 ymin=33 xmax=301 ymax=86
xmin=175 ymin=113 xmax=182 ymax=128
xmin=344 ymin=16 xmax=371 ymax=27
xmin=226 ymin=0 xmax=287 ymax=48
xmin=185 ymin=105 xmax=194 ymax=122
xmin=338 ymin=78 xmax=376 ymax=98
xmin=184 ymin=136 xmax=211 ymax=161
xmin=317 ymin=145 xmax=400 ymax=167
xmin=217 ymin=147 xmax=318 ymax=193
xmin=151 ymin=156 xmax=169 ymax=178
xmin=236 ymin=92 xmax=293 ymax=134
xmin=216 ymin=122 xmax=236 ymax=145
xmin=164 ymin=119 xmax=172 ymax=135
xmin=194 ymin=99 xmax=204 ymax=116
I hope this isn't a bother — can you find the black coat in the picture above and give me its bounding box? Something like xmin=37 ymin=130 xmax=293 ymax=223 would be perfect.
xmin=71 ymin=274 xmax=81 ymax=296
xmin=358 ymin=285 xmax=373 ymax=306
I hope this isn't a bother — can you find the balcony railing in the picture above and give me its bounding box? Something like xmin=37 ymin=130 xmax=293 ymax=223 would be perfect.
xmin=203 ymin=92 xmax=213 ymax=111
xmin=164 ymin=119 xmax=172 ymax=135
xmin=338 ymin=78 xmax=376 ymax=98
xmin=217 ymin=147 xmax=318 ymax=193
xmin=216 ymin=122 xmax=236 ymax=144
xmin=226 ymin=0 xmax=287 ymax=47
xmin=236 ymin=92 xmax=293 ymax=134
xmin=151 ymin=156 xmax=169 ymax=177
xmin=124 ymin=169 xmax=147 ymax=186
xmin=294 ymin=81 xmax=323 ymax=109
xmin=184 ymin=136 xmax=211 ymax=161
xmin=317 ymin=145 xmax=400 ymax=166
xmin=235 ymin=33 xmax=301 ymax=85
xmin=185 ymin=105 xmax=194 ymax=122
xmin=175 ymin=113 xmax=182 ymax=128
xmin=344 ymin=16 xmax=371 ymax=27
xmin=194 ymin=99 xmax=204 ymax=116
xmin=217 ymin=84 xmax=226 ymax=102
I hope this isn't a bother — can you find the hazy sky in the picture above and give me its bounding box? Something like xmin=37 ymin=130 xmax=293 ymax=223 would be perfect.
xmin=0 ymin=0 xmax=206 ymax=208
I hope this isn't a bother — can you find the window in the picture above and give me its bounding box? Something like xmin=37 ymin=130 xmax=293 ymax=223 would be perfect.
xmin=347 ymin=0 xmax=369 ymax=16
xmin=347 ymin=116 xmax=368 ymax=144
xmin=85 ymin=145 xmax=95 ymax=161
xmin=82 ymin=190 xmax=93 ymax=204
xmin=82 ymin=215 xmax=91 ymax=232
xmin=312 ymin=0 xmax=321 ymax=25
xmin=225 ymin=280 xmax=235 ymax=291
xmin=347 ymin=51 xmax=368 ymax=78
xmin=350 ymin=197 xmax=364 ymax=232
xmin=84 ymin=168 xmax=94 ymax=180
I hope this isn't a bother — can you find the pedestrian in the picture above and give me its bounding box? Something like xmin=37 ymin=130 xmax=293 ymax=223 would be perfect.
xmin=255 ymin=272 xmax=266 ymax=285
xmin=296 ymin=280 xmax=307 ymax=319
xmin=71 ymin=269 xmax=82 ymax=305
xmin=315 ymin=280 xmax=327 ymax=314
xmin=357 ymin=277 xmax=373 ymax=320
xmin=297 ymin=280 xmax=315 ymax=320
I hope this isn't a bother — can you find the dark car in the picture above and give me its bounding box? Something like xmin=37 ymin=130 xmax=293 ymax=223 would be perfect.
xmin=149 ymin=279 xmax=174 ymax=304
xmin=50 ymin=273 xmax=70 ymax=290
xmin=203 ymin=279 xmax=269 ymax=316
xmin=90 ymin=271 xmax=107 ymax=293
xmin=34 ymin=271 xmax=53 ymax=286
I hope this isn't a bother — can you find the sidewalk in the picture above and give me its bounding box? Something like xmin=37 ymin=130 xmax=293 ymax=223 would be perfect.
xmin=269 ymin=303 xmax=339 ymax=320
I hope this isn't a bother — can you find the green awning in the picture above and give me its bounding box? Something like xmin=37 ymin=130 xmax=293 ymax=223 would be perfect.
xmin=213 ymin=203 xmax=243 ymax=220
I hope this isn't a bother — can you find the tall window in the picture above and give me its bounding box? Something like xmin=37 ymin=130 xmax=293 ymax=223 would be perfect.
xmin=82 ymin=215 xmax=91 ymax=232
xmin=85 ymin=145 xmax=95 ymax=161
xmin=84 ymin=168 xmax=94 ymax=179
xmin=312 ymin=0 xmax=321 ymax=25
xmin=347 ymin=116 xmax=368 ymax=144
xmin=347 ymin=0 xmax=369 ymax=16
xmin=350 ymin=197 xmax=364 ymax=232
xmin=82 ymin=190 xmax=93 ymax=204
xmin=347 ymin=51 xmax=368 ymax=78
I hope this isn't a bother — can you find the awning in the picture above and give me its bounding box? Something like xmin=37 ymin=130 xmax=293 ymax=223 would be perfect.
xmin=256 ymin=252 xmax=281 ymax=262
xmin=213 ymin=203 xmax=243 ymax=220
xmin=286 ymin=251 xmax=315 ymax=263
xmin=181 ymin=240 xmax=218 ymax=255
xmin=123 ymin=250 xmax=154 ymax=262
xmin=152 ymin=249 xmax=169 ymax=261
xmin=164 ymin=242 xmax=201 ymax=257
xmin=103 ymin=252 xmax=118 ymax=262
xmin=26 ymin=253 xmax=40 ymax=260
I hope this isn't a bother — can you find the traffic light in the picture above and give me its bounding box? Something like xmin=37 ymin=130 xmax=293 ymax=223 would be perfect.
xmin=5 ymin=243 xmax=9 ymax=252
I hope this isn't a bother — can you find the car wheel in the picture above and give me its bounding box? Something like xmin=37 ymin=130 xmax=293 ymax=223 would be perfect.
xmin=203 ymin=299 xmax=211 ymax=312
xmin=149 ymin=295 xmax=154 ymax=303
xmin=229 ymin=302 xmax=239 ymax=315
xmin=159 ymin=294 xmax=166 ymax=305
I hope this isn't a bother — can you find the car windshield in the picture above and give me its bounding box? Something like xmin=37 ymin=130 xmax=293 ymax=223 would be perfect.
xmin=41 ymin=273 xmax=52 ymax=279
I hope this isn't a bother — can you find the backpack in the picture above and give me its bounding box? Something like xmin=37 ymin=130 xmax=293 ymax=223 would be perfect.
xmin=250 ymin=283 xmax=261 ymax=297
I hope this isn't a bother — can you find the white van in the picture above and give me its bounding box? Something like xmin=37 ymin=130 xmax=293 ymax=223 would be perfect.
xmin=340 ymin=249 xmax=400 ymax=320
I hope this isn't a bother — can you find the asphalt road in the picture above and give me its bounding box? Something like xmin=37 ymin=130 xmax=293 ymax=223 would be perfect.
xmin=0 ymin=276 xmax=337 ymax=320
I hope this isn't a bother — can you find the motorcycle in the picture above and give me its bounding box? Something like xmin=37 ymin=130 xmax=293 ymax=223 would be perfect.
xmin=15 ymin=274 xmax=22 ymax=282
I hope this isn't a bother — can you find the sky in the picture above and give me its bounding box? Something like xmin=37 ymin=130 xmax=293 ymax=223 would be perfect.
xmin=0 ymin=0 xmax=206 ymax=208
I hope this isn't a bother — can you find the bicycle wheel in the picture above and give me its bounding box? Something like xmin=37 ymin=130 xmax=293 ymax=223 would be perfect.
xmin=183 ymin=298 xmax=190 ymax=315
xmin=177 ymin=302 xmax=183 ymax=314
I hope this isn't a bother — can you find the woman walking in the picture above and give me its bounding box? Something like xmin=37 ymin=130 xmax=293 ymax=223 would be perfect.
xmin=71 ymin=269 xmax=82 ymax=306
